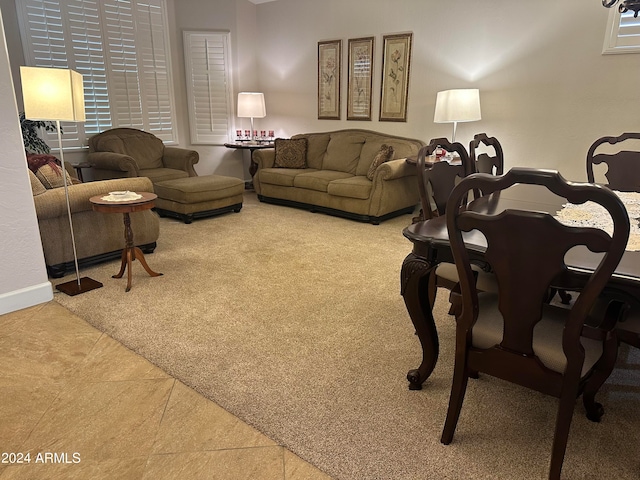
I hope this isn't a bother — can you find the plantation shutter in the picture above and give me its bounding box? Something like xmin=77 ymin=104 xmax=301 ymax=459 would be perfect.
xmin=603 ymin=7 xmax=640 ymax=54
xmin=183 ymin=31 xmax=234 ymax=145
xmin=17 ymin=0 xmax=177 ymax=148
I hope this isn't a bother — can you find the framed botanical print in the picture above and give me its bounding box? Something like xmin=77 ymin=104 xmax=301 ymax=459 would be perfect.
xmin=318 ymin=39 xmax=341 ymax=120
xmin=347 ymin=37 xmax=374 ymax=121
xmin=379 ymin=32 xmax=412 ymax=122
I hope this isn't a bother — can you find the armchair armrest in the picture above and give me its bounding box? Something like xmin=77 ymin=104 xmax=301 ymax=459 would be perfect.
xmin=87 ymin=151 xmax=139 ymax=177
xmin=163 ymin=147 xmax=199 ymax=176
xmin=375 ymin=158 xmax=414 ymax=181
xmin=34 ymin=177 xmax=154 ymax=220
xmin=254 ymin=148 xmax=275 ymax=169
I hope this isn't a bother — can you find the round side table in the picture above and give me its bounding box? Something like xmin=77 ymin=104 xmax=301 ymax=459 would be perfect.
xmin=90 ymin=191 xmax=163 ymax=292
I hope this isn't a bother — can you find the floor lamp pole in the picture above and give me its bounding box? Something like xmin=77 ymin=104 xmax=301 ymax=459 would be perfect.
xmin=54 ymin=121 xmax=102 ymax=296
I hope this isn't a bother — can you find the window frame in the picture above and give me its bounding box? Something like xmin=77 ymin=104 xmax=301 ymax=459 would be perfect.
xmin=603 ymin=6 xmax=640 ymax=54
xmin=16 ymin=0 xmax=178 ymax=149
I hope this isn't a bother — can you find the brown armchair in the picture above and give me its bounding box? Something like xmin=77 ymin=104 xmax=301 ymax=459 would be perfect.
xmin=87 ymin=128 xmax=199 ymax=184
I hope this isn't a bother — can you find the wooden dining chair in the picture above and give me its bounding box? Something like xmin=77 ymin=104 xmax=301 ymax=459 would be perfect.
xmin=469 ymin=132 xmax=504 ymax=176
xmin=586 ymin=132 xmax=640 ymax=192
xmin=415 ymin=138 xmax=492 ymax=307
xmin=442 ymin=168 xmax=630 ymax=480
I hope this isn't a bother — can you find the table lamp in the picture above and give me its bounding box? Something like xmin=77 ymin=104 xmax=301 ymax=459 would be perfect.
xmin=237 ymin=92 xmax=266 ymax=144
xmin=433 ymin=89 xmax=481 ymax=143
xmin=20 ymin=66 xmax=102 ymax=296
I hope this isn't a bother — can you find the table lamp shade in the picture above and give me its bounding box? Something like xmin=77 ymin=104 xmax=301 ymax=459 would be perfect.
xmin=20 ymin=66 xmax=85 ymax=122
xmin=434 ymin=89 xmax=481 ymax=124
xmin=237 ymin=92 xmax=266 ymax=118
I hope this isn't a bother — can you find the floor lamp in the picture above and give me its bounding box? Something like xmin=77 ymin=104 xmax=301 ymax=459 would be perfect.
xmin=20 ymin=66 xmax=102 ymax=296
xmin=237 ymin=92 xmax=266 ymax=144
xmin=433 ymin=89 xmax=481 ymax=143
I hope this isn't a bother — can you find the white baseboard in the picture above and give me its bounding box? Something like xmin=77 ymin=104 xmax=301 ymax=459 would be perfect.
xmin=0 ymin=282 xmax=54 ymax=316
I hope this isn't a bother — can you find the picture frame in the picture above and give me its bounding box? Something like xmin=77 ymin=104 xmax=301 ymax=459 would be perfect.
xmin=347 ymin=37 xmax=374 ymax=121
xmin=379 ymin=32 xmax=412 ymax=122
xmin=317 ymin=39 xmax=342 ymax=120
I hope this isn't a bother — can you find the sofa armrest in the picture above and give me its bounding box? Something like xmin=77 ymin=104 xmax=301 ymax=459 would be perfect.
xmin=254 ymin=148 xmax=275 ymax=169
xmin=375 ymin=158 xmax=414 ymax=181
xmin=34 ymin=177 xmax=155 ymax=220
xmin=163 ymin=147 xmax=199 ymax=176
xmin=87 ymin=151 xmax=139 ymax=177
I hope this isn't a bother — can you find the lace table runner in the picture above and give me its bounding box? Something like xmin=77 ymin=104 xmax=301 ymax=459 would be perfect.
xmin=100 ymin=191 xmax=143 ymax=202
xmin=554 ymin=191 xmax=640 ymax=251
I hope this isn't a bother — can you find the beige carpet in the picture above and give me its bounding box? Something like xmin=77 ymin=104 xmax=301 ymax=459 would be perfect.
xmin=55 ymin=192 xmax=640 ymax=479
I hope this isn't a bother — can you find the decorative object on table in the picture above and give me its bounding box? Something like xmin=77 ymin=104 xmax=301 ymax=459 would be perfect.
xmin=237 ymin=92 xmax=266 ymax=144
xmin=317 ymin=39 xmax=342 ymax=120
xmin=20 ymin=66 xmax=102 ymax=296
xmin=347 ymin=36 xmax=374 ymax=121
xmin=379 ymin=32 xmax=412 ymax=122
xmin=603 ymin=0 xmax=640 ymax=16
xmin=433 ymin=89 xmax=481 ymax=142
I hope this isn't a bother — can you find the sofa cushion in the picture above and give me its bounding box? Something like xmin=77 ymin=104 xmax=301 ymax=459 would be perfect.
xmin=35 ymin=164 xmax=74 ymax=189
xmin=293 ymin=170 xmax=353 ymax=192
xmin=28 ymin=169 xmax=47 ymax=196
xmin=327 ymin=176 xmax=372 ymax=200
xmin=259 ymin=168 xmax=319 ymax=187
xmin=274 ymin=138 xmax=308 ymax=168
xmin=366 ymin=144 xmax=395 ymax=180
xmin=140 ymin=167 xmax=190 ymax=184
xmin=301 ymin=134 xmax=331 ymax=170
xmin=322 ymin=134 xmax=366 ymax=173
xmin=94 ymin=133 xmax=164 ymax=170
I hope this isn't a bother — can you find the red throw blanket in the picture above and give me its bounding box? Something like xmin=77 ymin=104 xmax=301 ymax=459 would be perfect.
xmin=26 ymin=153 xmax=62 ymax=174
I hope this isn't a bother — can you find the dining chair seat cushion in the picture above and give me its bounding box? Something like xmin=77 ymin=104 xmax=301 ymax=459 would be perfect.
xmin=435 ymin=262 xmax=498 ymax=293
xmin=471 ymin=293 xmax=603 ymax=377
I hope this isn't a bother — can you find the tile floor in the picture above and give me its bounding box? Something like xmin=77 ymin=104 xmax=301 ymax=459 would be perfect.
xmin=0 ymin=301 xmax=332 ymax=480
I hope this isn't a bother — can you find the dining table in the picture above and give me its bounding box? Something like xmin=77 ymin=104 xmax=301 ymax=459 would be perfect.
xmin=401 ymin=183 xmax=640 ymax=390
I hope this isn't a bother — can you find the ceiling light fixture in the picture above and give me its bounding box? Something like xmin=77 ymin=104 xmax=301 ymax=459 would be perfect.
xmin=603 ymin=0 xmax=640 ymax=17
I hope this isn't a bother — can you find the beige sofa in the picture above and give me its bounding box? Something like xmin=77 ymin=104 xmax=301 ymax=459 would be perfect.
xmin=32 ymin=173 xmax=160 ymax=278
xmin=253 ymin=129 xmax=425 ymax=224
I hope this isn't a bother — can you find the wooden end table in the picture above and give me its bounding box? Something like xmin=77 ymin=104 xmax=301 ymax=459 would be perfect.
xmin=90 ymin=192 xmax=163 ymax=292
xmin=224 ymin=142 xmax=274 ymax=189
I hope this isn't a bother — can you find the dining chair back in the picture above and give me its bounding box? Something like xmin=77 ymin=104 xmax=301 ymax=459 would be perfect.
xmin=469 ymin=132 xmax=504 ymax=176
xmin=443 ymin=167 xmax=630 ymax=480
xmin=586 ymin=132 xmax=640 ymax=192
xmin=417 ymin=137 xmax=471 ymax=220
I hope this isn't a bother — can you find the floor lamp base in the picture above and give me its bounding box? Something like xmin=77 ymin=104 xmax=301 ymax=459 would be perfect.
xmin=56 ymin=277 xmax=103 ymax=296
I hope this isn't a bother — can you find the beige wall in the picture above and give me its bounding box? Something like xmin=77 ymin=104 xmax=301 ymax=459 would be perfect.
xmin=0 ymin=8 xmax=53 ymax=314
xmin=255 ymin=0 xmax=639 ymax=183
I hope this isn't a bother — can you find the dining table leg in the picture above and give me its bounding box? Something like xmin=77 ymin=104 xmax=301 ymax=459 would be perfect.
xmin=401 ymin=252 xmax=440 ymax=390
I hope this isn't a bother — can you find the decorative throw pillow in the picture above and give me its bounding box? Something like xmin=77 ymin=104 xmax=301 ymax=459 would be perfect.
xmin=28 ymin=169 xmax=47 ymax=196
xmin=367 ymin=144 xmax=395 ymax=180
xmin=274 ymin=138 xmax=308 ymax=168
xmin=35 ymin=163 xmax=74 ymax=189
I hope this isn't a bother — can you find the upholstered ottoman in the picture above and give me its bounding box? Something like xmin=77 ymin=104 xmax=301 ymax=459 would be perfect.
xmin=154 ymin=175 xmax=243 ymax=223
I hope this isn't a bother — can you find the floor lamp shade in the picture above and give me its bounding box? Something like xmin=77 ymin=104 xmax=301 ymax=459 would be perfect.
xmin=434 ymin=89 xmax=481 ymax=142
xmin=20 ymin=66 xmax=86 ymax=122
xmin=20 ymin=66 xmax=101 ymax=296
